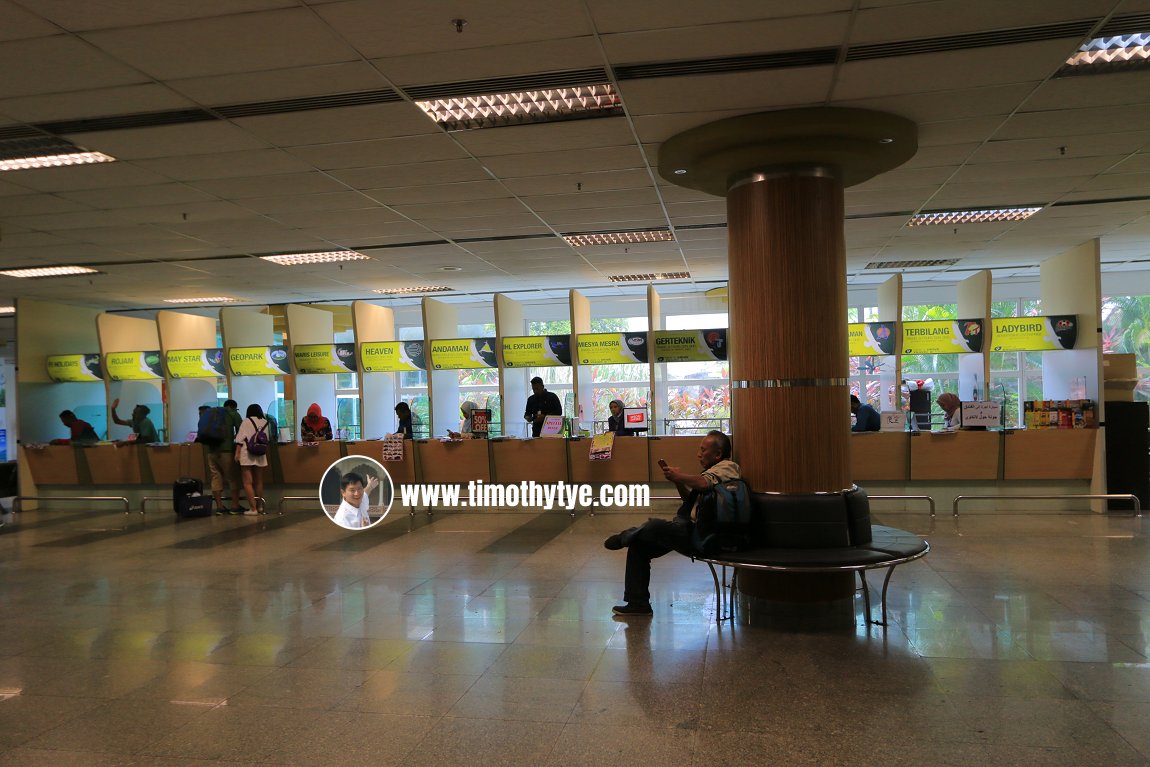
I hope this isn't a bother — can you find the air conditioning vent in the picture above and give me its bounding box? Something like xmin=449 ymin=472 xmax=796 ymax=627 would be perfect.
xmin=215 ymin=89 xmax=401 ymax=118
xmin=614 ymin=48 xmax=837 ymax=81
xmin=39 ymin=109 xmax=215 ymax=135
xmin=846 ymin=19 xmax=1095 ymax=61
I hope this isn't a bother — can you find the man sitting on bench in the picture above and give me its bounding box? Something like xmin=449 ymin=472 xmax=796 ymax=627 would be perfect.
xmin=603 ymin=430 xmax=740 ymax=616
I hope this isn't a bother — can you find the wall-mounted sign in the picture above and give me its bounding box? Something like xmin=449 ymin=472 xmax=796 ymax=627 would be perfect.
xmin=105 ymin=350 xmax=164 ymax=381
xmin=901 ymin=319 xmax=983 ymax=355
xmin=429 ymin=338 xmax=497 ymax=370
xmin=229 ymin=345 xmax=291 ymax=376
xmin=652 ymin=329 xmax=727 ymax=363
xmin=848 ymin=322 xmax=897 ymax=356
xmin=46 ymin=353 xmax=103 ymax=382
xmin=360 ymin=341 xmax=426 ymax=372
xmin=293 ymin=343 xmax=358 ymax=374
xmin=576 ymin=333 xmax=649 ymax=365
xmin=166 ymin=348 xmax=226 ymax=378
xmin=991 ymin=315 xmax=1077 ymax=352
xmin=502 ymin=335 xmax=572 ymax=367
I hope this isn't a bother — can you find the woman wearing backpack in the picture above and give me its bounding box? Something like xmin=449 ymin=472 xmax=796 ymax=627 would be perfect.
xmin=234 ymin=404 xmax=270 ymax=516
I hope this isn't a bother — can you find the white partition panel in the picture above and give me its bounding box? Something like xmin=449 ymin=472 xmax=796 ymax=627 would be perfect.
xmin=495 ymin=293 xmax=525 ymax=438
xmin=878 ymin=275 xmax=902 ymax=410
xmin=287 ymin=304 xmax=337 ymax=438
xmin=648 ymin=285 xmax=665 ymax=436
xmin=957 ymin=270 xmax=991 ymax=401
xmin=97 ymin=313 xmax=164 ymax=441
xmin=422 ymin=298 xmax=459 ymax=437
xmin=570 ymin=290 xmax=592 ymax=428
xmin=354 ymin=301 xmax=397 ymax=439
xmin=221 ymin=307 xmax=277 ymax=433
xmin=158 ymin=310 xmax=221 ymax=442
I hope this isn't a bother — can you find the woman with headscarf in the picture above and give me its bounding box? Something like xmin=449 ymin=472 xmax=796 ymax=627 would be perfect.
xmin=448 ymin=400 xmax=479 ymax=440
xmin=606 ymin=399 xmax=633 ymax=436
xmin=300 ymin=402 xmax=333 ymax=441
xmin=936 ymin=392 xmax=961 ymax=430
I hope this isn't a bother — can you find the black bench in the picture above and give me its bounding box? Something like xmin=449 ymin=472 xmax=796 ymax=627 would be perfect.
xmin=696 ymin=486 xmax=929 ymax=626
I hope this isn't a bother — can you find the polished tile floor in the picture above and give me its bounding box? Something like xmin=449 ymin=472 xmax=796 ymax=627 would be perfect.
xmin=3 ymin=503 xmax=1150 ymax=766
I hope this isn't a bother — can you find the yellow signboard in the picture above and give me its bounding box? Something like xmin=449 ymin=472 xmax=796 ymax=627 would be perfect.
xmin=502 ymin=335 xmax=572 ymax=367
xmin=430 ymin=338 xmax=497 ymax=370
xmin=847 ymin=322 xmax=897 ymax=356
xmin=229 ymin=346 xmax=291 ymax=376
xmin=901 ymin=319 xmax=984 ymax=355
xmin=46 ymin=354 xmax=103 ymax=382
xmin=576 ymin=333 xmax=649 ymax=365
xmin=105 ymin=350 xmax=164 ymax=381
xmin=652 ymin=329 xmax=727 ymax=363
xmin=293 ymin=343 xmax=357 ymax=374
xmin=166 ymin=349 xmax=226 ymax=378
xmin=359 ymin=341 xmax=426 ymax=372
xmin=991 ymin=315 xmax=1077 ymax=352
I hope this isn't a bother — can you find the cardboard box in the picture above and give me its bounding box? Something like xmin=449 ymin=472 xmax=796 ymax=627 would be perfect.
xmin=1103 ymin=354 xmax=1138 ymax=402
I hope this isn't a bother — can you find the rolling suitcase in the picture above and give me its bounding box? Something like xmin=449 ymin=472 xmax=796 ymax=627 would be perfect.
xmin=173 ymin=476 xmax=212 ymax=518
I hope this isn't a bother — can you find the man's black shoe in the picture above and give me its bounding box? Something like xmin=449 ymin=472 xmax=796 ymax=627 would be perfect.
xmin=612 ymin=603 xmax=653 ymax=616
xmin=603 ymin=533 xmax=626 ymax=550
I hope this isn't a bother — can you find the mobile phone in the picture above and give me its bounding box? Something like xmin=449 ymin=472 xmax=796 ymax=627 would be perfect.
xmin=657 ymin=459 xmax=669 ymax=470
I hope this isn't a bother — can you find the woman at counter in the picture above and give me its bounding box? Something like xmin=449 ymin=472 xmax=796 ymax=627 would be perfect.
xmin=937 ymin=392 xmax=961 ymax=430
xmin=606 ymin=399 xmax=635 ymax=437
xmin=447 ymin=401 xmax=479 ymax=440
xmin=235 ymin=404 xmax=270 ymax=516
xmin=300 ymin=403 xmax=333 ymax=442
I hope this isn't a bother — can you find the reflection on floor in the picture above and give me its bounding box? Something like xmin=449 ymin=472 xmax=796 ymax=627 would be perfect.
xmin=3 ymin=504 xmax=1150 ymax=766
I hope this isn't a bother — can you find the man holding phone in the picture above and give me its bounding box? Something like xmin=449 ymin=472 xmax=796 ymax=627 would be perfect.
xmin=603 ymin=430 xmax=740 ymax=616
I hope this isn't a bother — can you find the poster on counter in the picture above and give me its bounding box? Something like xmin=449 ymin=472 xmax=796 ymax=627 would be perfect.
xmin=360 ymin=341 xmax=426 ymax=372
xmin=901 ymin=319 xmax=983 ymax=355
xmin=429 ymin=338 xmax=497 ymax=370
xmin=293 ymin=343 xmax=358 ymax=374
xmin=46 ymin=353 xmax=104 ymax=382
xmin=589 ymin=431 xmax=615 ymax=461
xmin=502 ymin=335 xmax=572 ymax=367
xmin=991 ymin=315 xmax=1077 ymax=352
xmin=848 ymin=322 xmax=897 ymax=356
xmin=166 ymin=348 xmax=226 ymax=378
xmin=105 ymin=350 xmax=164 ymax=381
xmin=229 ymin=345 xmax=292 ymax=376
xmin=652 ymin=329 xmax=727 ymax=363
xmin=576 ymin=333 xmax=649 ymax=365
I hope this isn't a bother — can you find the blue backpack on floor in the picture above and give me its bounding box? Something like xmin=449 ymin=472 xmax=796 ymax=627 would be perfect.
xmin=692 ymin=479 xmax=754 ymax=556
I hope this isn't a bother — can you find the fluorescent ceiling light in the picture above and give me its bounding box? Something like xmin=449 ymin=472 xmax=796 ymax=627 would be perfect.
xmin=907 ymin=207 xmax=1041 ymax=226
xmin=564 ymin=230 xmax=675 ymax=248
xmin=163 ymin=297 xmax=238 ymax=304
xmin=0 ymin=151 xmax=116 ymax=172
xmin=416 ymin=84 xmax=621 ymax=131
xmin=0 ymin=265 xmax=100 ymax=278
xmin=1064 ymin=32 xmax=1150 ymax=69
xmin=372 ymin=286 xmax=452 ymax=295
xmin=260 ymin=251 xmax=369 ymax=266
xmin=865 ymin=259 xmax=960 ymax=269
xmin=608 ymin=272 xmax=691 ymax=283
xmin=0 ymin=306 xmax=14 ymax=314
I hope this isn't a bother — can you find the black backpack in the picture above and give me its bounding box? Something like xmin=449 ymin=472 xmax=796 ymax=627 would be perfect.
xmin=692 ymin=479 xmax=754 ymax=556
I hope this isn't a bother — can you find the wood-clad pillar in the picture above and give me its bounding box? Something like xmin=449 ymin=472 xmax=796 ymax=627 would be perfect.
xmin=727 ymin=170 xmax=849 ymax=494
xmin=658 ymin=108 xmax=918 ymax=624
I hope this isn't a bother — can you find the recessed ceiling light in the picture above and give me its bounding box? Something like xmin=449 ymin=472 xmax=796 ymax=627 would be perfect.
xmin=563 ymin=230 xmax=675 ymax=247
xmin=608 ymin=272 xmax=691 ymax=283
xmin=865 ymin=259 xmax=960 ymax=269
xmin=163 ymin=297 xmax=238 ymax=304
xmin=0 ymin=136 xmax=117 ymax=172
xmin=878 ymin=138 xmax=894 ymax=144
xmin=259 ymin=250 xmax=370 ymax=266
xmin=415 ymin=84 xmax=622 ymax=131
xmin=438 ymin=266 xmax=462 ymax=272
xmin=372 ymin=286 xmax=453 ymax=295
xmin=674 ymin=168 xmax=688 ymax=175
xmin=907 ymin=207 xmax=1041 ymax=226
xmin=0 ymin=306 xmax=14 ymax=314
xmin=0 ymin=265 xmax=100 ymax=279
xmin=1061 ymin=32 xmax=1150 ymax=73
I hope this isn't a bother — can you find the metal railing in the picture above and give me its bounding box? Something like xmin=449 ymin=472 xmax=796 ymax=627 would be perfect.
xmin=952 ymin=493 xmax=1142 ymax=518
xmin=279 ymin=496 xmax=317 ymax=515
xmin=139 ymin=496 xmax=265 ymax=514
xmin=868 ymin=494 xmax=937 ymax=518
xmin=13 ymin=495 xmax=132 ymax=515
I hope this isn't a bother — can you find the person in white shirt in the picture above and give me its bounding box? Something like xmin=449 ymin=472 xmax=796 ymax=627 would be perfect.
xmin=331 ymin=471 xmax=380 ymax=529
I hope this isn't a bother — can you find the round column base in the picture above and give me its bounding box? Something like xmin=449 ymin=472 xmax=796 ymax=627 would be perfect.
xmin=735 ymin=570 xmax=857 ymax=629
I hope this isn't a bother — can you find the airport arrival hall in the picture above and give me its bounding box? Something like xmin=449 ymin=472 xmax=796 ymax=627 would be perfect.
xmin=4 ymin=2 xmax=1150 ymax=766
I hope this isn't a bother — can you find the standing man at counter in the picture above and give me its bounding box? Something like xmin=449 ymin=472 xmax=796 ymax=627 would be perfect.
xmin=111 ymin=398 xmax=159 ymax=443
xmin=850 ymin=394 xmax=880 ymax=432
xmin=524 ymin=376 xmax=563 ymax=438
